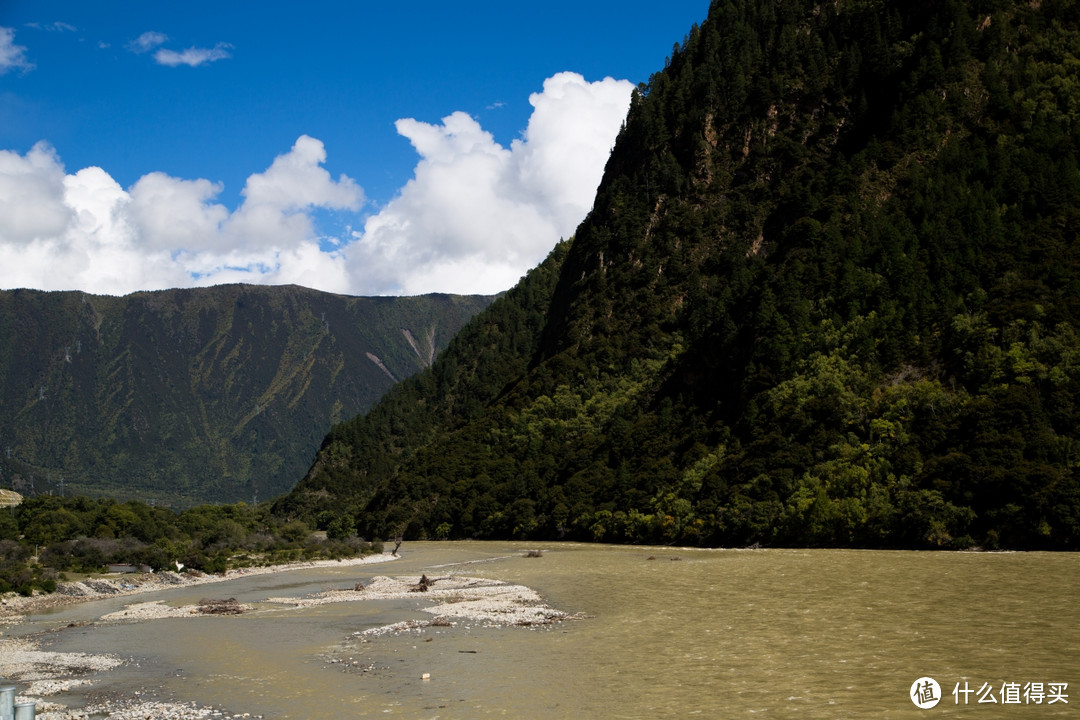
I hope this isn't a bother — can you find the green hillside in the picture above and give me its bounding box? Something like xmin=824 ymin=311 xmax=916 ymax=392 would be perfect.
xmin=0 ymin=285 xmax=492 ymax=506
xmin=278 ymin=0 xmax=1080 ymax=549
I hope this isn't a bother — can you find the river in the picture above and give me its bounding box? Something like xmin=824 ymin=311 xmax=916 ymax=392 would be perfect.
xmin=7 ymin=542 xmax=1078 ymax=718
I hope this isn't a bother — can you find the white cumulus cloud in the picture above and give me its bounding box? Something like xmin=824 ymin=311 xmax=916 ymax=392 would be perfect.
xmin=0 ymin=26 xmax=34 ymax=74
xmin=0 ymin=137 xmax=362 ymax=294
xmin=0 ymin=72 xmax=633 ymax=296
xmin=0 ymin=142 xmax=71 ymax=242
xmin=127 ymin=172 xmax=229 ymax=251
xmin=347 ymin=72 xmax=634 ymax=294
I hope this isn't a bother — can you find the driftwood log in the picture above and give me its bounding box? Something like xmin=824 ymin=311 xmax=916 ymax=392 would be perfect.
xmin=409 ymin=574 xmax=438 ymax=592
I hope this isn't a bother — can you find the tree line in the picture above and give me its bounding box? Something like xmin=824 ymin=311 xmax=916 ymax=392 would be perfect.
xmin=0 ymin=495 xmax=380 ymax=596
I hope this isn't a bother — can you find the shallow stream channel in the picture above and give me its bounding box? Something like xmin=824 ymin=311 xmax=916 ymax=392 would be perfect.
xmin=4 ymin=542 xmax=1078 ymax=718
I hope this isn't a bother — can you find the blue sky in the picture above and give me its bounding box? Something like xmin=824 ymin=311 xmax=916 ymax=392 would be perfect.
xmin=0 ymin=1 xmax=710 ymax=295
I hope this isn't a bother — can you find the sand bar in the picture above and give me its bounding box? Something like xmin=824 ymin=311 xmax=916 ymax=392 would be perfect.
xmin=0 ymin=552 xmax=578 ymax=718
xmin=0 ymin=553 xmax=399 ymax=719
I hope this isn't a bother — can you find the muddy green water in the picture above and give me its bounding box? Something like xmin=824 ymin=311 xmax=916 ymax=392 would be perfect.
xmin=14 ymin=543 xmax=1080 ymax=718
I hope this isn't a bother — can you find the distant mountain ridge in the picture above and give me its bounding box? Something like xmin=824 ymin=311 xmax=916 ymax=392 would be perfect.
xmin=278 ymin=0 xmax=1080 ymax=549
xmin=0 ymin=285 xmax=493 ymax=506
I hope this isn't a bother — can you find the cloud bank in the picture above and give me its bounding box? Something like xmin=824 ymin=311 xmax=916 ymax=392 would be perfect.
xmin=0 ymin=72 xmax=633 ymax=296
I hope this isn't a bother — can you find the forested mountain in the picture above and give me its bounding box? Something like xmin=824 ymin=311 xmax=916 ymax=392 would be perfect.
xmin=0 ymin=285 xmax=492 ymax=506
xmin=277 ymin=0 xmax=1080 ymax=549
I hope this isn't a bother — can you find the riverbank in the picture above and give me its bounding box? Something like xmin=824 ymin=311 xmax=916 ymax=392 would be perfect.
xmin=0 ymin=550 xmax=579 ymax=719
xmin=0 ymin=551 xmax=400 ymax=622
xmin=0 ymin=552 xmax=402 ymax=719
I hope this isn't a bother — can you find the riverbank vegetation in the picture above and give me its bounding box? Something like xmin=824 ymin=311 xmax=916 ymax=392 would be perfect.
xmin=0 ymin=495 xmax=381 ymax=597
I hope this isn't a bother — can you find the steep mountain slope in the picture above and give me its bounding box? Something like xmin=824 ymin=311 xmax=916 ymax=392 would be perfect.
xmin=0 ymin=285 xmax=492 ymax=506
xmin=280 ymin=0 xmax=1080 ymax=549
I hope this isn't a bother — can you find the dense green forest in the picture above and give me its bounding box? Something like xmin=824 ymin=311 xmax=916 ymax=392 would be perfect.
xmin=0 ymin=494 xmax=374 ymax=596
xmin=277 ymin=0 xmax=1080 ymax=550
xmin=0 ymin=285 xmax=492 ymax=506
